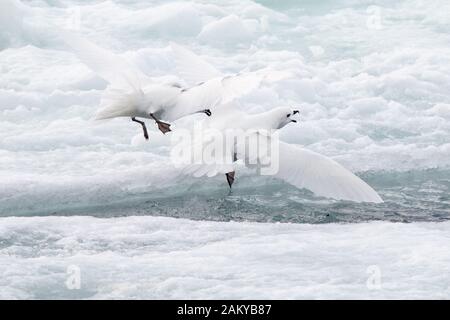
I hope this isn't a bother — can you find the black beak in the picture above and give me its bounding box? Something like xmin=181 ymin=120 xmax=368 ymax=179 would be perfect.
xmin=292 ymin=109 xmax=300 ymax=123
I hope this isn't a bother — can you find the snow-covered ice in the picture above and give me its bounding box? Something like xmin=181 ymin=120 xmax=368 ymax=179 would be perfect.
xmin=1 ymin=216 xmax=449 ymax=299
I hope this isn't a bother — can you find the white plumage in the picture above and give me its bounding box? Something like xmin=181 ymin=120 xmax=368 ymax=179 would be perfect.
xmin=62 ymin=33 xmax=289 ymax=137
xmin=179 ymin=106 xmax=383 ymax=203
xmin=166 ymin=47 xmax=383 ymax=203
xmin=274 ymin=141 xmax=383 ymax=203
xmin=64 ymin=33 xmax=382 ymax=203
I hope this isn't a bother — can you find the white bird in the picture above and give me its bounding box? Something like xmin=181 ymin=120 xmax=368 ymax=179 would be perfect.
xmin=167 ymin=49 xmax=382 ymax=203
xmin=178 ymin=106 xmax=383 ymax=203
xmin=63 ymin=33 xmax=289 ymax=139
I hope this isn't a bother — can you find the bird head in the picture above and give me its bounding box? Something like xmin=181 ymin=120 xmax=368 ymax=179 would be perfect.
xmin=272 ymin=107 xmax=300 ymax=129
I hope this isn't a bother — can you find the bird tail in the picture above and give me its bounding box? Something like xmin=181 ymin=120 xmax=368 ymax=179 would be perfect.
xmin=94 ymin=87 xmax=145 ymax=120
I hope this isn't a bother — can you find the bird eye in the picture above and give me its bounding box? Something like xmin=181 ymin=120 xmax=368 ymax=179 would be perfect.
xmin=287 ymin=113 xmax=291 ymax=117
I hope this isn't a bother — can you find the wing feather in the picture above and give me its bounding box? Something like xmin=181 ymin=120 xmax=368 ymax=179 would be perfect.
xmin=275 ymin=142 xmax=383 ymax=203
xmin=170 ymin=42 xmax=223 ymax=85
xmin=63 ymin=32 xmax=150 ymax=90
xmin=234 ymin=136 xmax=383 ymax=203
xmin=168 ymin=44 xmax=291 ymax=120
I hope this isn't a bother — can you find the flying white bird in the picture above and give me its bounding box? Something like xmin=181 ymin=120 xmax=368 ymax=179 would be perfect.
xmin=178 ymin=106 xmax=383 ymax=203
xmin=167 ymin=47 xmax=382 ymax=203
xmin=63 ymin=33 xmax=289 ymax=139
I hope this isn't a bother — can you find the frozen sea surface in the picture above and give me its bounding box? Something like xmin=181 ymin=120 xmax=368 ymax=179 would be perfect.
xmin=1 ymin=216 xmax=450 ymax=299
xmin=0 ymin=0 xmax=449 ymax=299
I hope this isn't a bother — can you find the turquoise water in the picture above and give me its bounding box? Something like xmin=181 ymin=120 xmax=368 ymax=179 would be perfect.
xmin=1 ymin=169 xmax=448 ymax=223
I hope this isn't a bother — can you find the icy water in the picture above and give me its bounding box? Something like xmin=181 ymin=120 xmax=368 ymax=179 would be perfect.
xmin=2 ymin=170 xmax=449 ymax=224
xmin=0 ymin=0 xmax=449 ymax=299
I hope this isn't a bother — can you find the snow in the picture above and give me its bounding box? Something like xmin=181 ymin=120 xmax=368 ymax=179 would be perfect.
xmin=1 ymin=216 xmax=449 ymax=299
xmin=198 ymin=15 xmax=256 ymax=45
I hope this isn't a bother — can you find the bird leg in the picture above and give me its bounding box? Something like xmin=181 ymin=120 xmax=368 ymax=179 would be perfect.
xmin=131 ymin=117 xmax=149 ymax=140
xmin=150 ymin=114 xmax=172 ymax=134
xmin=226 ymin=171 xmax=235 ymax=189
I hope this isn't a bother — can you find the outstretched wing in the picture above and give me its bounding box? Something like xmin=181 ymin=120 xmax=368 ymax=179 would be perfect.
xmin=170 ymin=42 xmax=223 ymax=85
xmin=63 ymin=32 xmax=150 ymax=90
xmin=234 ymin=135 xmax=383 ymax=203
xmin=274 ymin=142 xmax=383 ymax=203
xmin=167 ymin=44 xmax=291 ymax=120
xmin=165 ymin=70 xmax=290 ymax=120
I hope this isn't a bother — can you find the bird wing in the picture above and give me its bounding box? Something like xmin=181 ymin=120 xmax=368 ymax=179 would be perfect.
xmin=63 ymin=32 xmax=150 ymax=90
xmin=235 ymin=136 xmax=383 ymax=203
xmin=170 ymin=42 xmax=223 ymax=86
xmin=174 ymin=127 xmax=382 ymax=203
xmin=166 ymin=43 xmax=291 ymax=120
xmin=165 ymin=70 xmax=289 ymax=121
xmin=276 ymin=141 xmax=383 ymax=203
